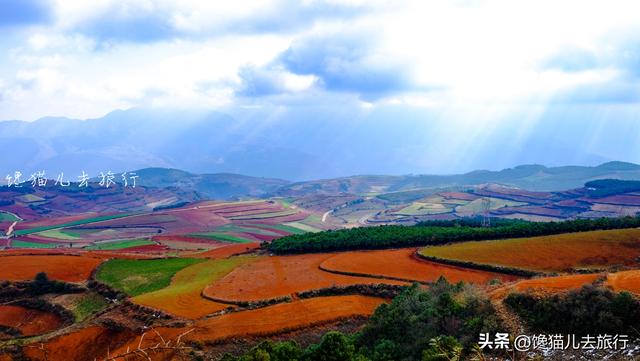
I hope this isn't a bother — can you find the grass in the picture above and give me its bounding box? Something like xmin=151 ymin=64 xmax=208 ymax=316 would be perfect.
xmin=11 ymin=240 xmax=57 ymax=249
xmin=95 ymin=258 xmax=203 ymax=296
xmin=37 ymin=229 xmax=81 ymax=240
xmin=419 ymin=228 xmax=640 ymax=272
xmin=85 ymin=239 xmax=155 ymax=250
xmin=0 ymin=211 xmax=20 ymax=222
xmin=188 ymin=232 xmax=252 ymax=243
xmin=133 ymin=256 xmax=257 ymax=317
xmin=71 ymin=293 xmax=108 ymax=321
xmin=13 ymin=213 xmax=134 ymax=236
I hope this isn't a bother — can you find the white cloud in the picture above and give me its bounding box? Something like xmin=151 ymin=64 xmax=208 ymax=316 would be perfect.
xmin=0 ymin=0 xmax=639 ymax=120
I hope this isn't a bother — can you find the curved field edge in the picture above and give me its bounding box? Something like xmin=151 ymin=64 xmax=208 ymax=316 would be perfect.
xmin=418 ymin=228 xmax=640 ymax=273
xmin=319 ymin=248 xmax=522 ymax=284
xmin=94 ymin=258 xmax=203 ymax=297
xmin=132 ymin=256 xmax=259 ymax=318
xmin=414 ymin=252 xmax=542 ymax=277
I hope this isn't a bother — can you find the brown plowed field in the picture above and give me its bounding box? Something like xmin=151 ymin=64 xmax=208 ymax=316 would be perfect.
xmin=120 ymin=295 xmax=385 ymax=353
xmin=490 ymin=273 xmax=601 ymax=300
xmin=606 ymin=270 xmax=640 ymax=295
xmin=0 ymin=305 xmax=63 ymax=336
xmin=321 ymin=248 xmax=518 ymax=284
xmin=0 ymin=255 xmax=102 ymax=281
xmin=203 ymin=253 xmax=406 ymax=302
xmin=22 ymin=326 xmax=135 ymax=361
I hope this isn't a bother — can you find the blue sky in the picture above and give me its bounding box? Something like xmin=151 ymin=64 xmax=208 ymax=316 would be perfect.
xmin=0 ymin=0 xmax=639 ymax=172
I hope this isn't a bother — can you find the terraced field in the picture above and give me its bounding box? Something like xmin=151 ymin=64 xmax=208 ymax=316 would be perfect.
xmin=320 ymin=248 xmax=518 ymax=283
xmin=606 ymin=270 xmax=640 ymax=294
xmin=133 ymin=256 xmax=257 ymax=318
xmin=0 ymin=255 xmax=102 ymax=282
xmin=420 ymin=229 xmax=640 ymax=272
xmin=95 ymin=258 xmax=203 ymax=296
xmin=0 ymin=305 xmax=63 ymax=337
xmin=203 ymin=253 xmax=406 ymax=303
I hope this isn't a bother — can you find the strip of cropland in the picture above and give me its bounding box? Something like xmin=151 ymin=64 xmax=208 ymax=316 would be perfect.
xmin=419 ymin=228 xmax=640 ymax=273
xmin=268 ymin=216 xmax=640 ymax=253
xmin=13 ymin=213 xmax=135 ymax=236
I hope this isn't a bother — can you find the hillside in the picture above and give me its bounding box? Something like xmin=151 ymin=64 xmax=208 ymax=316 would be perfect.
xmin=277 ymin=161 xmax=640 ymax=196
xmin=132 ymin=168 xmax=289 ymax=200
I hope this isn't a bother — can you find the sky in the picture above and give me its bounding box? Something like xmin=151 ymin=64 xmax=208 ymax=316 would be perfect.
xmin=0 ymin=0 xmax=639 ymax=174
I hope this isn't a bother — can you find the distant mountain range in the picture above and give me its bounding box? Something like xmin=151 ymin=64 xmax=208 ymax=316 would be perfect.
xmin=1 ymin=107 xmax=635 ymax=180
xmin=131 ymin=161 xmax=640 ymax=199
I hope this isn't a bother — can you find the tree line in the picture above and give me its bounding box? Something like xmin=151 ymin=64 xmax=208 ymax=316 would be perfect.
xmin=267 ymin=216 xmax=640 ymax=253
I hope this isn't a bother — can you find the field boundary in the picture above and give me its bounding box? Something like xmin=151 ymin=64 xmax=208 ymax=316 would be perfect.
xmin=413 ymin=250 xmax=544 ymax=278
xmin=317 ymin=261 xmax=424 ymax=284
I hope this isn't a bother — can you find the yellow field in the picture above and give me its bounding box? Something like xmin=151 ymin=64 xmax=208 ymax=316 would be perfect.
xmin=419 ymin=228 xmax=640 ymax=272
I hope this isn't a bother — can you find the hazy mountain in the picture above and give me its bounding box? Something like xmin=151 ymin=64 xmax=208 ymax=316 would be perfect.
xmin=1 ymin=107 xmax=638 ymax=181
xmin=132 ymin=168 xmax=289 ymax=200
xmin=277 ymin=161 xmax=640 ymax=195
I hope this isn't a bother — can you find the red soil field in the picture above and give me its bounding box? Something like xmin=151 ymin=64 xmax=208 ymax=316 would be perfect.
xmin=606 ymin=270 xmax=640 ymax=295
xmin=203 ymin=253 xmax=406 ymax=302
xmin=0 ymin=305 xmax=63 ymax=336
xmin=583 ymin=194 xmax=640 ymax=206
xmin=121 ymin=295 xmax=384 ymax=352
xmin=153 ymin=234 xmax=224 ymax=245
xmin=440 ymin=192 xmax=480 ymax=201
xmin=192 ymin=242 xmax=261 ymax=259
xmin=246 ymin=212 xmax=309 ymax=224
xmin=112 ymin=244 xmax=169 ymax=253
xmin=0 ymin=255 xmax=102 ymax=282
xmin=321 ymin=248 xmax=518 ymax=284
xmin=22 ymin=326 xmax=135 ymax=361
xmin=490 ymin=274 xmax=601 ymax=300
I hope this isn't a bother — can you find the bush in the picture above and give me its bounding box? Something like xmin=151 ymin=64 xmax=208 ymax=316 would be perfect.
xmin=505 ymin=285 xmax=640 ymax=335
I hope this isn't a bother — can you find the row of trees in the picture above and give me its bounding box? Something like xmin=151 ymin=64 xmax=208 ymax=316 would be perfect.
xmin=268 ymin=216 xmax=640 ymax=253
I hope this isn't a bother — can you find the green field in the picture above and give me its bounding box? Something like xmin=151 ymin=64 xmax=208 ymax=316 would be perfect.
xmin=16 ymin=194 xmax=45 ymax=203
xmin=13 ymin=213 xmax=134 ymax=236
xmin=455 ymin=197 xmax=526 ymax=214
xmin=69 ymin=293 xmax=108 ymax=321
xmin=96 ymin=258 xmax=203 ymax=296
xmin=245 ymin=223 xmax=306 ymax=235
xmin=215 ymin=224 xmax=282 ymax=236
xmin=85 ymin=239 xmax=155 ymax=250
xmin=394 ymin=201 xmax=453 ymax=215
xmin=133 ymin=256 xmax=257 ymax=316
xmin=188 ymin=232 xmax=252 ymax=243
xmin=0 ymin=211 xmax=20 ymax=222
xmin=11 ymin=240 xmax=58 ymax=249
xmin=37 ymin=229 xmax=82 ymax=240
xmin=282 ymin=222 xmax=321 ymax=233
xmin=227 ymin=209 xmax=298 ymax=220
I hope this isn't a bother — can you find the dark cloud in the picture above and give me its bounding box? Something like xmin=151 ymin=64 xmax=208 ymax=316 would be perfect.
xmin=278 ymin=33 xmax=413 ymax=99
xmin=0 ymin=0 xmax=52 ymax=27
